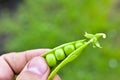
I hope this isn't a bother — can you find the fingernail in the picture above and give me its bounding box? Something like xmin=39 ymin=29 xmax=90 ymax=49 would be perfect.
xmin=27 ymin=57 xmax=48 ymax=76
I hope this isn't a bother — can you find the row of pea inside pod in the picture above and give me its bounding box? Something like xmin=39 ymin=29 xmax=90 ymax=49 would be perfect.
xmin=45 ymin=40 xmax=86 ymax=67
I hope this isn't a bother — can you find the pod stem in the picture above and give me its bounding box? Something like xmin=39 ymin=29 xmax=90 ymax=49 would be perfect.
xmin=84 ymin=32 xmax=106 ymax=48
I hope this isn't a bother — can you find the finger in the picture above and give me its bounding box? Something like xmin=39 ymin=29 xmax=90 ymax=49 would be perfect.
xmin=0 ymin=57 xmax=14 ymax=80
xmin=0 ymin=49 xmax=49 ymax=80
xmin=53 ymin=75 xmax=61 ymax=80
xmin=17 ymin=57 xmax=50 ymax=80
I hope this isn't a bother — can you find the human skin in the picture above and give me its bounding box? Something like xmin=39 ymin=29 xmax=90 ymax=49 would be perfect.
xmin=0 ymin=49 xmax=61 ymax=80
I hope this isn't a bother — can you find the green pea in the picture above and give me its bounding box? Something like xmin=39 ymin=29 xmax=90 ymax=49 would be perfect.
xmin=41 ymin=32 xmax=106 ymax=80
xmin=64 ymin=44 xmax=75 ymax=55
xmin=75 ymin=42 xmax=83 ymax=48
xmin=55 ymin=48 xmax=66 ymax=60
xmin=46 ymin=53 xmax=57 ymax=67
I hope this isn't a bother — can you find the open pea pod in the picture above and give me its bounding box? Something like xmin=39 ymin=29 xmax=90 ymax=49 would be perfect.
xmin=41 ymin=32 xmax=106 ymax=80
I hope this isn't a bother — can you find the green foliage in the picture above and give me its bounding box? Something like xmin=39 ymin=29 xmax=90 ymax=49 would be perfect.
xmin=0 ymin=0 xmax=120 ymax=80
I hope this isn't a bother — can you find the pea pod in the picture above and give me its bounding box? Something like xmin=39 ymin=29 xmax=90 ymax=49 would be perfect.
xmin=41 ymin=32 xmax=106 ymax=80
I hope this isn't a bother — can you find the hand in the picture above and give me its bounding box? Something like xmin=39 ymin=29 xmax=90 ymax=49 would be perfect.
xmin=0 ymin=49 xmax=61 ymax=80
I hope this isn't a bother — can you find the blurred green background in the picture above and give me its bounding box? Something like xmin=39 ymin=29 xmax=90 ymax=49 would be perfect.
xmin=0 ymin=0 xmax=120 ymax=80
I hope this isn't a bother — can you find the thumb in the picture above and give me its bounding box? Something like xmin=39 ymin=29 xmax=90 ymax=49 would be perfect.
xmin=16 ymin=57 xmax=50 ymax=80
